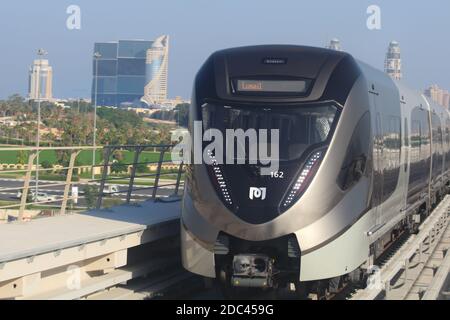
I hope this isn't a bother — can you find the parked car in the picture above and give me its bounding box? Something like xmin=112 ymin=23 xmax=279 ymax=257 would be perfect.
xmin=103 ymin=185 xmax=119 ymax=196
xmin=33 ymin=192 xmax=58 ymax=202
xmin=15 ymin=191 xmax=57 ymax=202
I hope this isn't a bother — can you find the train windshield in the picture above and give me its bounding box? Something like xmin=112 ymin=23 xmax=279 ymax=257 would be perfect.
xmin=202 ymin=103 xmax=339 ymax=162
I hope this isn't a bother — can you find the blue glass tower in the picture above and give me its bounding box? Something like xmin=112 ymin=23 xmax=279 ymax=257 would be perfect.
xmin=92 ymin=40 xmax=153 ymax=107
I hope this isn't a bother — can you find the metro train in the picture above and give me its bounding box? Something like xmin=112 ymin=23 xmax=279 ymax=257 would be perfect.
xmin=180 ymin=45 xmax=450 ymax=297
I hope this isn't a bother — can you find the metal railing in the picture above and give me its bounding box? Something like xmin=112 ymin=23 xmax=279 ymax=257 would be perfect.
xmin=0 ymin=145 xmax=185 ymax=222
xmin=95 ymin=144 xmax=185 ymax=209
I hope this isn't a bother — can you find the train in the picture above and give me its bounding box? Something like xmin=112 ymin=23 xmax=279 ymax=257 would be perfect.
xmin=180 ymin=45 xmax=450 ymax=297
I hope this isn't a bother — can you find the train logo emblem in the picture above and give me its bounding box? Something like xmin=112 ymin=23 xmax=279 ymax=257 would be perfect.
xmin=249 ymin=187 xmax=267 ymax=200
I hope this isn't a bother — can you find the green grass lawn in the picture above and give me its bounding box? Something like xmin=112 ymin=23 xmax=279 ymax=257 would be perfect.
xmin=0 ymin=150 xmax=172 ymax=166
xmin=0 ymin=200 xmax=17 ymax=208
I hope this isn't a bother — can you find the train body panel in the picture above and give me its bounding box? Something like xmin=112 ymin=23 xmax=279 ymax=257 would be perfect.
xmin=357 ymin=61 xmax=406 ymax=240
xmin=181 ymin=45 xmax=450 ymax=288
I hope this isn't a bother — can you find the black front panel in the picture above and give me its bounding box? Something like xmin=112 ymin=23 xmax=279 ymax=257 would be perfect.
xmin=220 ymin=163 xmax=302 ymax=224
xmin=202 ymin=103 xmax=339 ymax=224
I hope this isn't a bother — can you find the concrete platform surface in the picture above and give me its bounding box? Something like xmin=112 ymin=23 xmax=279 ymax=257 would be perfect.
xmin=0 ymin=200 xmax=181 ymax=263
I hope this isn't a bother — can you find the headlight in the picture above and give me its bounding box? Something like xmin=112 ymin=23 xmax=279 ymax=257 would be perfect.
xmin=206 ymin=149 xmax=234 ymax=207
xmin=281 ymin=149 xmax=325 ymax=209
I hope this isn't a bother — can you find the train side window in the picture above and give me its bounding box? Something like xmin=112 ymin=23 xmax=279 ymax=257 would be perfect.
xmin=381 ymin=115 xmax=401 ymax=202
xmin=384 ymin=116 xmax=401 ymax=164
xmin=404 ymin=119 xmax=409 ymax=146
xmin=411 ymin=120 xmax=421 ymax=162
xmin=392 ymin=116 xmax=401 ymax=163
xmin=431 ymin=113 xmax=444 ymax=178
xmin=337 ymin=112 xmax=371 ymax=190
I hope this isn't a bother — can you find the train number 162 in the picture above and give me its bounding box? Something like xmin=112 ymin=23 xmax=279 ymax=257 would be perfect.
xmin=270 ymin=171 xmax=284 ymax=179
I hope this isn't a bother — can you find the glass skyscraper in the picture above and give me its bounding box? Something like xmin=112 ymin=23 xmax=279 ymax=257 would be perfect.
xmin=92 ymin=37 xmax=169 ymax=108
xmin=142 ymin=35 xmax=169 ymax=106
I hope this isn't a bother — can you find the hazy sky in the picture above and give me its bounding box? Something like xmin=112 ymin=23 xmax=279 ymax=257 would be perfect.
xmin=0 ymin=0 xmax=449 ymax=99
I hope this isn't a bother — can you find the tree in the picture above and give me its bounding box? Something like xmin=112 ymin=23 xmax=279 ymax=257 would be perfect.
xmin=174 ymin=103 xmax=190 ymax=127
xmin=41 ymin=160 xmax=53 ymax=169
xmin=137 ymin=158 xmax=150 ymax=173
xmin=56 ymin=150 xmax=70 ymax=166
xmin=97 ymin=108 xmax=143 ymax=129
xmin=64 ymin=100 xmax=93 ymax=113
xmin=149 ymin=103 xmax=190 ymax=128
xmin=113 ymin=150 xmax=124 ymax=162
xmin=111 ymin=161 xmax=128 ymax=174
xmin=0 ymin=94 xmax=181 ymax=155
xmin=16 ymin=150 xmax=28 ymax=165
xmin=83 ymin=185 xmax=99 ymax=209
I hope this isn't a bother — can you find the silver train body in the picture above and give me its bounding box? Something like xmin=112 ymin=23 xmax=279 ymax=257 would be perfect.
xmin=180 ymin=45 xmax=450 ymax=288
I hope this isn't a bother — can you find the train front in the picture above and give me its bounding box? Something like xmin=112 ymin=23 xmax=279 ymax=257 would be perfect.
xmin=181 ymin=45 xmax=373 ymax=291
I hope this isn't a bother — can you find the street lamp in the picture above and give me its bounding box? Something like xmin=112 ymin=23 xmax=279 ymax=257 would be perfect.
xmin=35 ymin=48 xmax=48 ymax=195
xmin=92 ymin=52 xmax=102 ymax=180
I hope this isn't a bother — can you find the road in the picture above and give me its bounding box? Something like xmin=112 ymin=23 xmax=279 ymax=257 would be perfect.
xmin=0 ymin=178 xmax=181 ymax=208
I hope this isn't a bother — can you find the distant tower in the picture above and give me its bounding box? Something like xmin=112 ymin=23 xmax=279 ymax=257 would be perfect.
xmin=28 ymin=59 xmax=53 ymax=101
xmin=142 ymin=35 xmax=170 ymax=106
xmin=326 ymin=38 xmax=342 ymax=51
xmin=385 ymin=41 xmax=402 ymax=80
xmin=424 ymin=84 xmax=450 ymax=109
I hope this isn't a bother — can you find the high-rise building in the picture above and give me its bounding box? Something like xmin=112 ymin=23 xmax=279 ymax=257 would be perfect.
xmin=384 ymin=41 xmax=402 ymax=80
xmin=92 ymin=35 xmax=169 ymax=108
xmin=28 ymin=59 xmax=53 ymax=101
xmin=326 ymin=38 xmax=342 ymax=51
xmin=142 ymin=35 xmax=169 ymax=106
xmin=424 ymin=84 xmax=450 ymax=109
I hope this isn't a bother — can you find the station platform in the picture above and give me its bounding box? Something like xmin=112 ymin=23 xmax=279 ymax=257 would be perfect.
xmin=0 ymin=199 xmax=182 ymax=299
xmin=0 ymin=199 xmax=181 ymax=264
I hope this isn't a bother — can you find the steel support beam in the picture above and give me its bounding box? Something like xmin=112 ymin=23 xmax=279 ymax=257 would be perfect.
xmin=60 ymin=151 xmax=81 ymax=215
xmin=18 ymin=153 xmax=38 ymax=221
xmin=126 ymin=147 xmax=144 ymax=204
xmin=152 ymin=148 xmax=167 ymax=200
xmin=96 ymin=147 xmax=114 ymax=209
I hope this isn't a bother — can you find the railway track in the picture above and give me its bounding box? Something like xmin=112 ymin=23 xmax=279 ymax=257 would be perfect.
xmin=349 ymin=195 xmax=450 ymax=300
xmin=86 ymin=269 xmax=202 ymax=300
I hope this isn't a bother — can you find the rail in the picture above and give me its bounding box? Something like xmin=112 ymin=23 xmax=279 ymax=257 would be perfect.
xmin=350 ymin=195 xmax=450 ymax=300
xmin=0 ymin=145 xmax=185 ymax=223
